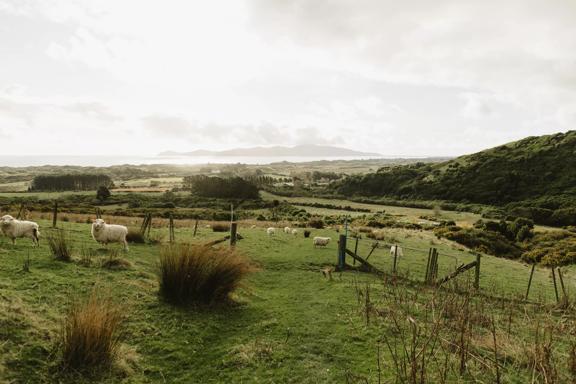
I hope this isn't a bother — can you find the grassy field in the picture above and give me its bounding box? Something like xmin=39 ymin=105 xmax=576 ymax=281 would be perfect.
xmin=1 ymin=216 xmax=574 ymax=383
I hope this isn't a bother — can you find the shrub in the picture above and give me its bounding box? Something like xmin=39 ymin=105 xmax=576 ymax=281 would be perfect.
xmin=212 ymin=223 xmax=230 ymax=232
xmin=126 ymin=228 xmax=145 ymax=244
xmin=303 ymin=230 xmax=311 ymax=238
xmin=61 ymin=290 xmax=123 ymax=372
xmin=158 ymin=244 xmax=252 ymax=305
xmin=307 ymin=219 xmax=324 ymax=229
xmin=47 ymin=229 xmax=72 ymax=262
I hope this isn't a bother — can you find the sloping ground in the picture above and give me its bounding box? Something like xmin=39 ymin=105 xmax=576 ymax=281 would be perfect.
xmin=0 ymin=220 xmax=574 ymax=382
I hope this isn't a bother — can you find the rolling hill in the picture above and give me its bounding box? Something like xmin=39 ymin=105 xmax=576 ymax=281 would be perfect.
xmin=159 ymin=144 xmax=381 ymax=157
xmin=335 ymin=130 xmax=576 ymax=225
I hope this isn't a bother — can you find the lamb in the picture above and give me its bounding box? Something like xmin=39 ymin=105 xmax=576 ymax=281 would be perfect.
xmin=91 ymin=218 xmax=129 ymax=251
xmin=390 ymin=245 xmax=403 ymax=257
xmin=267 ymin=227 xmax=276 ymax=236
xmin=291 ymin=228 xmax=298 ymax=236
xmin=313 ymin=236 xmax=331 ymax=248
xmin=0 ymin=215 xmax=40 ymax=246
xmin=284 ymin=226 xmax=291 ymax=234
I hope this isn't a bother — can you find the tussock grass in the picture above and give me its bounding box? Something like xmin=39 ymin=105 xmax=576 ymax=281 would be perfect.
xmin=159 ymin=244 xmax=252 ymax=305
xmin=126 ymin=228 xmax=145 ymax=244
xmin=47 ymin=229 xmax=72 ymax=262
xmin=212 ymin=223 xmax=230 ymax=232
xmin=101 ymin=249 xmax=132 ymax=270
xmin=61 ymin=290 xmax=124 ymax=372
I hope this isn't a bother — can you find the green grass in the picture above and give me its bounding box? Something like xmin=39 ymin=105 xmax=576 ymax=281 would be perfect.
xmin=0 ymin=219 xmax=574 ymax=382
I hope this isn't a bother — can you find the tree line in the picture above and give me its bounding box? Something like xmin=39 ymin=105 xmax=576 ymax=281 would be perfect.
xmin=30 ymin=174 xmax=114 ymax=191
xmin=184 ymin=175 xmax=259 ymax=199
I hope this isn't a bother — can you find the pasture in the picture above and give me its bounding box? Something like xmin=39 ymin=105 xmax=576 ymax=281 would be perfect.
xmin=1 ymin=216 xmax=575 ymax=382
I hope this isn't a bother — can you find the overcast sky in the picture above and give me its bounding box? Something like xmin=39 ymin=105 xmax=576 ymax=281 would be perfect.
xmin=0 ymin=0 xmax=575 ymax=157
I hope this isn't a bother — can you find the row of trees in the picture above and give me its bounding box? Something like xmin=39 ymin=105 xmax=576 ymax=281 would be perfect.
xmin=30 ymin=174 xmax=114 ymax=191
xmin=185 ymin=175 xmax=259 ymax=199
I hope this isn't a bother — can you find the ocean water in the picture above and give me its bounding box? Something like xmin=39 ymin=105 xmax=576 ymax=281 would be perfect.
xmin=0 ymin=155 xmax=381 ymax=167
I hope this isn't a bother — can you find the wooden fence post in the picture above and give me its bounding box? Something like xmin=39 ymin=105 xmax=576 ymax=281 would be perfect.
xmin=193 ymin=219 xmax=199 ymax=237
xmin=337 ymin=234 xmax=347 ymax=270
xmin=16 ymin=203 xmax=25 ymax=219
xmin=552 ymin=267 xmax=559 ymax=303
xmin=392 ymin=244 xmax=398 ymax=274
xmin=169 ymin=214 xmax=175 ymax=243
xmin=474 ymin=253 xmax=481 ymax=290
xmin=353 ymin=236 xmax=359 ymax=266
xmin=52 ymin=201 xmax=58 ymax=228
xmin=558 ymin=268 xmax=568 ymax=303
xmin=425 ymin=248 xmax=432 ymax=283
xmin=230 ymin=222 xmax=238 ymax=246
xmin=525 ymin=264 xmax=535 ymax=300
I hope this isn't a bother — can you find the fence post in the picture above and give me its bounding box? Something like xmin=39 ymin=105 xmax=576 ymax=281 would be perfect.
xmin=17 ymin=203 xmax=25 ymax=219
xmin=147 ymin=213 xmax=152 ymax=238
xmin=193 ymin=219 xmax=199 ymax=237
xmin=525 ymin=264 xmax=535 ymax=301
xmin=392 ymin=244 xmax=398 ymax=274
xmin=338 ymin=234 xmax=347 ymax=270
xmin=474 ymin=253 xmax=481 ymax=290
xmin=558 ymin=268 xmax=568 ymax=303
xmin=425 ymin=248 xmax=432 ymax=283
xmin=52 ymin=201 xmax=58 ymax=228
xmin=169 ymin=214 xmax=175 ymax=243
xmin=353 ymin=236 xmax=359 ymax=266
xmin=552 ymin=267 xmax=559 ymax=303
xmin=230 ymin=222 xmax=238 ymax=246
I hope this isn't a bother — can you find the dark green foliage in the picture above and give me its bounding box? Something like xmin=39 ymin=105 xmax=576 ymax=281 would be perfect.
xmin=186 ymin=175 xmax=259 ymax=199
xmin=158 ymin=244 xmax=252 ymax=305
xmin=434 ymin=226 xmax=522 ymax=258
xmin=96 ymin=186 xmax=111 ymax=201
xmin=334 ymin=131 xmax=576 ymax=226
xmin=31 ymin=174 xmax=113 ymax=191
xmin=307 ymin=218 xmax=324 ymax=229
xmin=521 ymin=231 xmax=576 ymax=266
xmin=303 ymin=230 xmax=311 ymax=238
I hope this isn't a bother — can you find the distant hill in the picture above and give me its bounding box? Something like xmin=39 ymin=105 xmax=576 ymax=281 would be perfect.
xmin=335 ymin=131 xmax=576 ymax=225
xmin=159 ymin=145 xmax=381 ymax=157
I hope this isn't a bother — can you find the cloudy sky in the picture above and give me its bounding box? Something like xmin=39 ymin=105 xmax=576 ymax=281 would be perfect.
xmin=1 ymin=0 xmax=575 ymax=157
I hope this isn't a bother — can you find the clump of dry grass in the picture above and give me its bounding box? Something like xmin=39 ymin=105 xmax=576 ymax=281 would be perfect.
xmin=159 ymin=244 xmax=252 ymax=305
xmin=126 ymin=228 xmax=146 ymax=244
xmin=212 ymin=223 xmax=230 ymax=232
xmin=61 ymin=290 xmax=124 ymax=372
xmin=47 ymin=229 xmax=72 ymax=262
xmin=101 ymin=249 xmax=132 ymax=270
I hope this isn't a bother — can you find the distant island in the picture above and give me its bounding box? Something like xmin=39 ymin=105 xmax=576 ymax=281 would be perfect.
xmin=159 ymin=144 xmax=381 ymax=157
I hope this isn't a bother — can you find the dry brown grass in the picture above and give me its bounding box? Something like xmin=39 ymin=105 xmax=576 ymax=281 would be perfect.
xmin=61 ymin=290 xmax=124 ymax=372
xmin=159 ymin=244 xmax=252 ymax=305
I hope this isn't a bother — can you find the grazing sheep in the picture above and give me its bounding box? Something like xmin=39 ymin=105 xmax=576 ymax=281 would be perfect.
xmin=313 ymin=236 xmax=331 ymax=248
xmin=91 ymin=219 xmax=129 ymax=251
xmin=0 ymin=215 xmax=40 ymax=245
xmin=267 ymin=227 xmax=276 ymax=236
xmin=284 ymin=226 xmax=291 ymax=234
xmin=291 ymin=228 xmax=298 ymax=236
xmin=390 ymin=245 xmax=404 ymax=257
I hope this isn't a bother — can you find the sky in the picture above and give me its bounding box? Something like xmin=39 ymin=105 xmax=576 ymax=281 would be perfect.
xmin=0 ymin=0 xmax=575 ymax=157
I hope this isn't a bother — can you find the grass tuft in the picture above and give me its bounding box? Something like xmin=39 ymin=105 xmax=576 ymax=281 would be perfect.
xmin=61 ymin=289 xmax=124 ymax=372
xmin=101 ymin=249 xmax=132 ymax=270
xmin=126 ymin=228 xmax=146 ymax=244
xmin=159 ymin=243 xmax=252 ymax=305
xmin=47 ymin=229 xmax=72 ymax=262
xmin=212 ymin=223 xmax=230 ymax=232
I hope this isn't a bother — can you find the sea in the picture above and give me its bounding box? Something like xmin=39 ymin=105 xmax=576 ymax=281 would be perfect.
xmin=0 ymin=155 xmax=382 ymax=167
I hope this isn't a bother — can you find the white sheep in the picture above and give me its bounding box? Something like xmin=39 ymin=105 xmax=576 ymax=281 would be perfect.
xmin=284 ymin=226 xmax=291 ymax=234
xmin=0 ymin=215 xmax=40 ymax=246
xmin=267 ymin=227 xmax=276 ymax=236
xmin=390 ymin=245 xmax=403 ymax=257
xmin=313 ymin=236 xmax=331 ymax=248
xmin=91 ymin=219 xmax=129 ymax=251
xmin=291 ymin=228 xmax=298 ymax=236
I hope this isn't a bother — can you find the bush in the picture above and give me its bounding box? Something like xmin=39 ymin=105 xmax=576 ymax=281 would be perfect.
xmin=307 ymin=219 xmax=324 ymax=229
xmin=212 ymin=223 xmax=230 ymax=232
xmin=126 ymin=228 xmax=145 ymax=243
xmin=303 ymin=230 xmax=311 ymax=238
xmin=47 ymin=229 xmax=72 ymax=262
xmin=61 ymin=290 xmax=123 ymax=372
xmin=158 ymin=244 xmax=252 ymax=305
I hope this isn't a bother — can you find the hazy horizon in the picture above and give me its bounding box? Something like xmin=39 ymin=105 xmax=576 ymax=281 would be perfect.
xmin=1 ymin=0 xmax=575 ymax=157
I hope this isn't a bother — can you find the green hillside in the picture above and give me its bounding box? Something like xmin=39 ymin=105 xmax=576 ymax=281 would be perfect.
xmin=335 ymin=131 xmax=576 ymax=225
